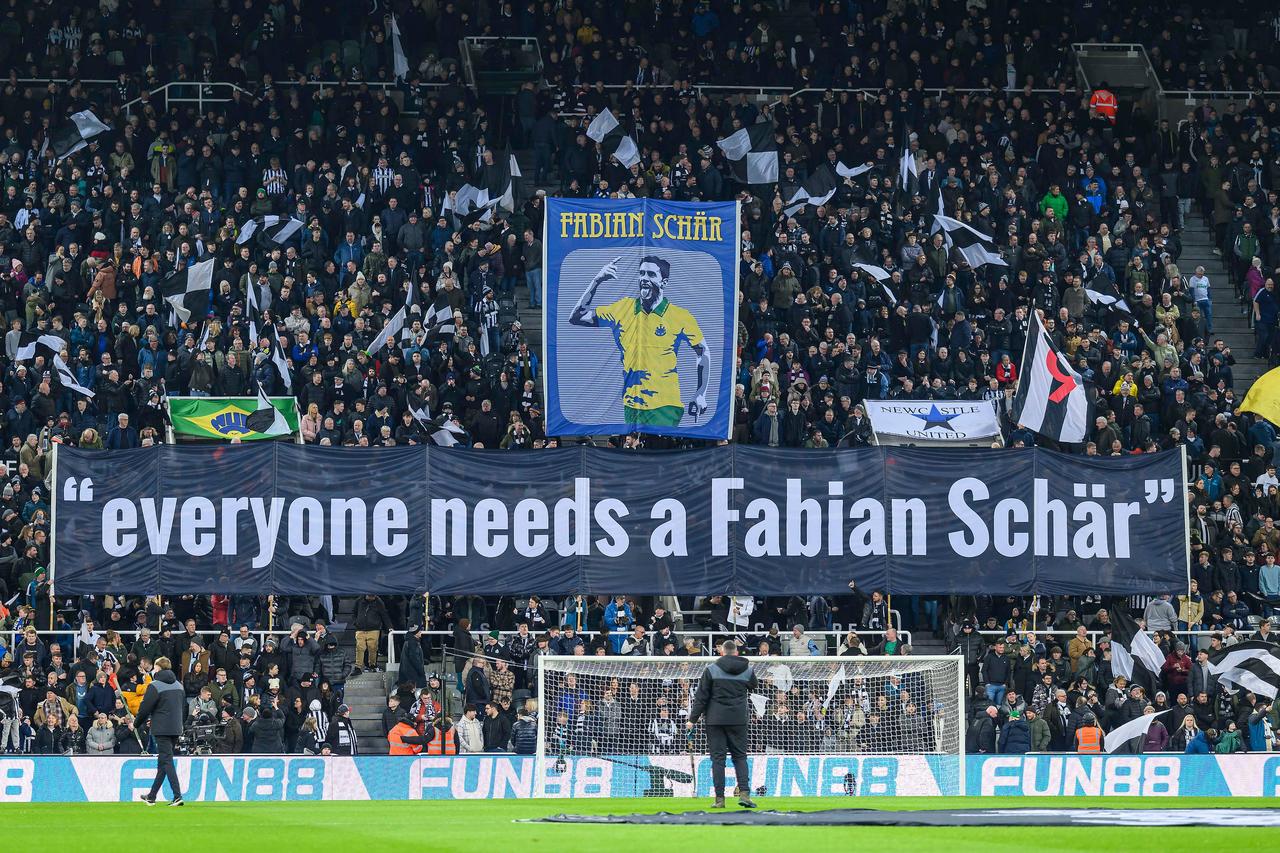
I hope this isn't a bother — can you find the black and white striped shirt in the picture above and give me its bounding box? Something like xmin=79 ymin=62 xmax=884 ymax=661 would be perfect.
xmin=371 ymin=165 xmax=395 ymax=194
xmin=262 ymin=167 xmax=288 ymax=196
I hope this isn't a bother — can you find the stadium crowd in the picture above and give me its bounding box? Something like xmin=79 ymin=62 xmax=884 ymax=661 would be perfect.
xmin=1 ymin=590 xmax=1278 ymax=755
xmin=0 ymin=0 xmax=1276 ymax=756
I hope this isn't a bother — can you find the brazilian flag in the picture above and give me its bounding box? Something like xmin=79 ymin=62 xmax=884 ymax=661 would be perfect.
xmin=168 ymin=396 xmax=299 ymax=441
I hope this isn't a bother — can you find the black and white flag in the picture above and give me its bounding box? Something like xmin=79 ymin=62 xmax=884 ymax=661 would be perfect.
xmin=899 ymin=133 xmax=918 ymax=192
xmin=244 ymin=386 xmax=292 ymax=437
xmin=479 ymin=150 xmax=518 ymax=212
xmin=586 ymin=108 xmax=640 ymax=170
xmin=784 ymin=164 xmax=840 ymax=216
xmin=236 ymin=215 xmax=304 ymax=246
xmin=160 ymin=258 xmax=215 ymax=325
xmin=1084 ymin=275 xmax=1135 ymax=320
xmin=389 ymin=13 xmax=409 ymax=80
xmin=48 ymin=110 xmax=110 ymax=161
xmin=1209 ymin=641 xmax=1280 ymax=699
xmin=852 ymin=263 xmax=896 ymax=305
xmin=1010 ymin=311 xmax=1090 ymax=443
xmin=15 ymin=332 xmax=68 ymax=362
xmin=717 ymin=122 xmax=778 ymax=185
xmin=366 ymin=281 xmax=417 ymax=357
xmin=426 ymin=414 xmax=468 ymax=447
xmin=16 ymin=332 xmax=95 ymax=398
xmin=266 ymin=330 xmax=293 ymax=394
xmin=1104 ymin=708 xmax=1172 ymax=753
xmin=426 ymin=298 xmax=457 ymax=338
xmin=443 ymin=183 xmax=488 ymax=217
xmin=836 ymin=161 xmax=874 ymax=179
xmin=1108 ymin=607 xmax=1165 ymax=695
xmin=931 ymin=213 xmax=1007 ymax=269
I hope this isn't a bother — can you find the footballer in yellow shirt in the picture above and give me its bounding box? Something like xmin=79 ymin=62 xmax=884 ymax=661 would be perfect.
xmin=569 ymin=255 xmax=711 ymax=427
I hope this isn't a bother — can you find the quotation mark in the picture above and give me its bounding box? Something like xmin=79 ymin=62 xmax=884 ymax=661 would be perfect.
xmin=1144 ymin=479 xmax=1175 ymax=504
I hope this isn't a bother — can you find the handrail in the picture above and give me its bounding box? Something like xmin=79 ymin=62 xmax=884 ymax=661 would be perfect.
xmin=19 ymin=626 xmax=912 ymax=671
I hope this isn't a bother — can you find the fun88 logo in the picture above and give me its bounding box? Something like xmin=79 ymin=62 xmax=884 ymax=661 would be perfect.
xmin=118 ymin=757 xmax=325 ymax=801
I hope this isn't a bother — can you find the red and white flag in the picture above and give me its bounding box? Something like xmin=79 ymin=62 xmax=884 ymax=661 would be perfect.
xmin=1010 ymin=312 xmax=1090 ymax=443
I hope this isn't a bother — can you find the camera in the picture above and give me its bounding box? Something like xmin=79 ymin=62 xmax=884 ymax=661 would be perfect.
xmin=179 ymin=712 xmax=224 ymax=755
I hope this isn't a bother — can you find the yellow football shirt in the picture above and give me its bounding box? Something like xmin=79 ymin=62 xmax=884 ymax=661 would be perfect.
xmin=595 ymin=296 xmax=704 ymax=411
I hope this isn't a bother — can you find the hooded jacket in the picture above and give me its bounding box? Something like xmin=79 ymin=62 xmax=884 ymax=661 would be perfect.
xmin=133 ymin=669 xmax=185 ymax=737
xmin=689 ymin=654 xmax=757 ymax=726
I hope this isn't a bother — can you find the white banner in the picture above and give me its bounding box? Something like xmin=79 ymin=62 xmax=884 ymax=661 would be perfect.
xmin=864 ymin=400 xmax=1001 ymax=442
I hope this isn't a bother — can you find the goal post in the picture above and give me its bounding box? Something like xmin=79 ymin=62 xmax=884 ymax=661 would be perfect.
xmin=534 ymin=655 xmax=964 ymax=798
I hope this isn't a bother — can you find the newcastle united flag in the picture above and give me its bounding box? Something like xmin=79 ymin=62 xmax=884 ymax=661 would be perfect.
xmin=236 ymin=215 xmax=304 ymax=246
xmin=717 ymin=122 xmax=778 ymax=185
xmin=1106 ymin=606 xmax=1166 ymax=698
xmin=15 ymin=331 xmax=94 ymax=398
xmin=160 ymin=258 xmax=215 ymax=325
xmin=1209 ymin=640 xmax=1280 ymax=699
xmin=931 ymin=213 xmax=1007 ymax=269
xmin=47 ymin=110 xmax=110 ymax=161
xmin=586 ymin=108 xmax=641 ymax=170
xmin=784 ymin=164 xmax=840 ymax=216
xmin=1083 ymin=274 xmax=1135 ymax=320
xmin=1010 ymin=311 xmax=1090 ymax=443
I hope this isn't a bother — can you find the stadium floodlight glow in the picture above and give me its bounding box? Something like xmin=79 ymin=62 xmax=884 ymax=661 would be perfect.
xmin=534 ymin=655 xmax=965 ymax=798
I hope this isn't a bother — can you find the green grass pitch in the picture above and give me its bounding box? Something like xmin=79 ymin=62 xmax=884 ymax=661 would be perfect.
xmin=3 ymin=797 xmax=1276 ymax=851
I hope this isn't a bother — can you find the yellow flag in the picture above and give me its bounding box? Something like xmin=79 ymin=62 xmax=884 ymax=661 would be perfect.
xmin=1239 ymin=366 xmax=1280 ymax=426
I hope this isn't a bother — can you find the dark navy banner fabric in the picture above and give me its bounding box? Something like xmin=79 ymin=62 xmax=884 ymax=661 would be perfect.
xmin=51 ymin=444 xmax=1188 ymax=596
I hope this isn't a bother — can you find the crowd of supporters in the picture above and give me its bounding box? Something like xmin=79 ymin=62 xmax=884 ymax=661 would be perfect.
xmin=0 ymin=0 xmax=1275 ymax=755
xmin=3 ymin=589 xmax=1277 ymax=754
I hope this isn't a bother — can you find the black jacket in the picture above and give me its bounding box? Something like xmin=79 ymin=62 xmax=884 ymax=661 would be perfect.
xmin=250 ymin=712 xmax=286 ymax=753
xmin=689 ymin=654 xmax=757 ymax=726
xmin=354 ymin=596 xmax=391 ymax=631
xmin=134 ymin=669 xmax=185 ymax=737
xmin=399 ymin=634 xmax=427 ymax=689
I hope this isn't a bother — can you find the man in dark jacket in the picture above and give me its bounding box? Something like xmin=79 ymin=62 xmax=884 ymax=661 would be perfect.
xmin=687 ymin=640 xmax=757 ymax=809
xmin=317 ymin=639 xmax=351 ymax=699
xmin=399 ymin=626 xmax=427 ymax=690
xmin=968 ymin=705 xmax=999 ymax=754
xmin=999 ymin=709 xmax=1032 ymax=753
xmin=250 ymin=706 xmax=286 ymax=753
xmin=353 ymin=595 xmax=392 ymax=674
xmin=132 ymin=657 xmax=186 ymax=805
xmin=982 ymin=640 xmax=1011 ymax=707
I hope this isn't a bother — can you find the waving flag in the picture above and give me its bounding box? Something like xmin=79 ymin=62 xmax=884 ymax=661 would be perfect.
xmin=160 ymin=258 xmax=215 ymax=325
xmin=1009 ymin=311 xmax=1089 ymax=443
xmin=931 ymin=213 xmax=1007 ymax=269
xmin=1209 ymin=640 xmax=1280 ymax=699
xmin=1108 ymin=606 xmax=1165 ymax=697
xmin=47 ymin=110 xmax=110 ymax=160
xmin=717 ymin=122 xmax=778 ymax=185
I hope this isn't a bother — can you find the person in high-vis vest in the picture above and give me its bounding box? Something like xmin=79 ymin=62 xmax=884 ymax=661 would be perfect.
xmin=387 ymin=714 xmax=430 ymax=755
xmin=425 ymin=716 xmax=460 ymax=755
xmin=1074 ymin=711 xmax=1104 ymax=753
xmin=1089 ymin=83 xmax=1118 ymax=124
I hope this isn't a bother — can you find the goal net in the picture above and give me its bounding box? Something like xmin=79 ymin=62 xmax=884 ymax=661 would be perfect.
xmin=535 ymin=655 xmax=963 ymax=798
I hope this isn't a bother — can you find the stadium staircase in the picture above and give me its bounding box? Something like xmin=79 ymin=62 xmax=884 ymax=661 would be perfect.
xmin=1180 ymin=210 xmax=1268 ymax=392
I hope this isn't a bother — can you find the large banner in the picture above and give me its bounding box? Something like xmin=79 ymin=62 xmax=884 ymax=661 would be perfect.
xmin=4 ymin=754 xmax=1278 ymax=802
xmin=542 ymin=198 xmax=739 ymax=440
xmin=51 ymin=444 xmax=1187 ymax=595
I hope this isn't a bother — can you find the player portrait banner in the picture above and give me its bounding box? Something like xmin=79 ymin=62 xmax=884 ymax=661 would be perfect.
xmin=543 ymin=198 xmax=739 ymax=440
xmin=51 ymin=443 xmax=1187 ymax=596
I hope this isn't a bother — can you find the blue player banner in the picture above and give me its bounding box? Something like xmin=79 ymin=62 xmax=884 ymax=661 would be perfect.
xmin=543 ymin=198 xmax=739 ymax=440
